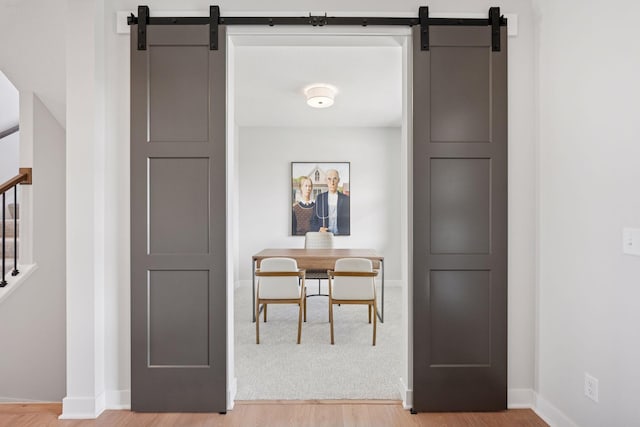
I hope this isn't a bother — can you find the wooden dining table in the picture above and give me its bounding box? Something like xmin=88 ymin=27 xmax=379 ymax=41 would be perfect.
xmin=252 ymin=248 xmax=385 ymax=323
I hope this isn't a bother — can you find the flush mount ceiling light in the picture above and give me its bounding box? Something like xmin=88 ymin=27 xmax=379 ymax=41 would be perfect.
xmin=304 ymin=84 xmax=337 ymax=108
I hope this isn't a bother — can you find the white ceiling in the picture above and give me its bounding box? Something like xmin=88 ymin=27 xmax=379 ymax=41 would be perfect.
xmin=233 ymin=35 xmax=403 ymax=128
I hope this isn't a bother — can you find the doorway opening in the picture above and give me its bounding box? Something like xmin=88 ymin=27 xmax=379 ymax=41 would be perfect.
xmin=226 ymin=26 xmax=412 ymax=404
xmin=128 ymin=11 xmax=508 ymax=412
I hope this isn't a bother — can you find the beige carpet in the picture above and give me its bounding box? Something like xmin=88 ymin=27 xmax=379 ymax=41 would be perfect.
xmin=234 ymin=284 xmax=403 ymax=400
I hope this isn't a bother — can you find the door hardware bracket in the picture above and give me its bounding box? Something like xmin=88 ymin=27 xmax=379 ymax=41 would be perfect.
xmin=419 ymin=6 xmax=429 ymax=51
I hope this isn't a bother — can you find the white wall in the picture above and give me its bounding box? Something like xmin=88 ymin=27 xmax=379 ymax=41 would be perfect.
xmin=0 ymin=95 xmax=66 ymax=402
xmin=0 ymin=70 xmax=19 ymax=129
xmin=504 ymin=1 xmax=537 ymax=401
xmin=104 ymin=0 xmax=132 ymax=409
xmin=0 ymin=0 xmax=538 ymax=414
xmin=535 ymin=1 xmax=640 ymax=426
xmin=237 ymin=126 xmax=403 ymax=283
xmin=0 ymin=1 xmax=66 ymax=128
xmin=62 ymin=0 xmax=108 ymax=418
xmin=0 ymin=69 xmax=20 ymax=184
xmin=0 ymin=133 xmax=19 ymax=184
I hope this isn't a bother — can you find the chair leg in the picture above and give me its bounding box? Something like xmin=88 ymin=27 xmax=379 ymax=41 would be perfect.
xmin=297 ymin=301 xmax=303 ymax=344
xmin=256 ymin=300 xmax=260 ymax=344
xmin=329 ymin=300 xmax=335 ymax=345
xmin=263 ymin=304 xmax=267 ymax=322
xmin=368 ymin=304 xmax=371 ymax=324
xmin=372 ymin=300 xmax=377 ymax=346
xmin=303 ymin=291 xmax=307 ymax=322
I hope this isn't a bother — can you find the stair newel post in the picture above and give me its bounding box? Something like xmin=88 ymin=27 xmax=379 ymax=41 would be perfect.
xmin=11 ymin=187 xmax=18 ymax=276
xmin=1 ymin=191 xmax=6 ymax=287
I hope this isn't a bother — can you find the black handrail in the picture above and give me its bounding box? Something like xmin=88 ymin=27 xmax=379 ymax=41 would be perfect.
xmin=1 ymin=169 xmax=31 ymax=287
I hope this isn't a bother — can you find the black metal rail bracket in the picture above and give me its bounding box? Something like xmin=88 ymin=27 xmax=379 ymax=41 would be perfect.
xmin=137 ymin=5 xmax=148 ymax=50
xmin=210 ymin=5 xmax=220 ymax=50
xmin=490 ymin=6 xmax=501 ymax=51
xmin=419 ymin=6 xmax=429 ymax=51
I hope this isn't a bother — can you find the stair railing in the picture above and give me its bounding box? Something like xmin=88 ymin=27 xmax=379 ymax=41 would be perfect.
xmin=0 ymin=168 xmax=31 ymax=287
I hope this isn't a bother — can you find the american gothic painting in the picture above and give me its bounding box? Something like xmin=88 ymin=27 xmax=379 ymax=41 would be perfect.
xmin=291 ymin=162 xmax=350 ymax=236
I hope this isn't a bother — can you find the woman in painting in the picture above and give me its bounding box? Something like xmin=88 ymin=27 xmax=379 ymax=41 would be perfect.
xmin=292 ymin=176 xmax=315 ymax=235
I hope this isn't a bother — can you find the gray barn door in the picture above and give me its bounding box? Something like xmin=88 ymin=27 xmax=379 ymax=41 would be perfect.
xmin=130 ymin=24 xmax=227 ymax=412
xmin=412 ymin=24 xmax=507 ymax=411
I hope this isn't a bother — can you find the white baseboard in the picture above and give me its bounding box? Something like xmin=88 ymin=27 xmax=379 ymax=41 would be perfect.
xmin=399 ymin=377 xmax=412 ymax=409
xmin=59 ymin=392 xmax=106 ymax=419
xmin=534 ymin=393 xmax=579 ymax=427
xmin=106 ymin=389 xmax=130 ymax=410
xmin=507 ymin=388 xmax=535 ymax=408
xmin=61 ymin=385 xmax=570 ymax=423
xmin=228 ymin=377 xmax=237 ymax=410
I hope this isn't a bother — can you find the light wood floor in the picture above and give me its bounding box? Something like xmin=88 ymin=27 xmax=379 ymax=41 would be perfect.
xmin=0 ymin=401 xmax=549 ymax=427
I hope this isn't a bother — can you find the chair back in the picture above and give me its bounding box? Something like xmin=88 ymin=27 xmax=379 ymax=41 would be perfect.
xmin=304 ymin=231 xmax=334 ymax=249
xmin=258 ymin=257 xmax=300 ymax=299
xmin=332 ymin=258 xmax=375 ymax=300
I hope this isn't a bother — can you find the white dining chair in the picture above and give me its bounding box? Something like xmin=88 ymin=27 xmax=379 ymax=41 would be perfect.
xmin=255 ymin=257 xmax=306 ymax=344
xmin=304 ymin=231 xmax=334 ymax=296
xmin=328 ymin=258 xmax=378 ymax=346
xmin=304 ymin=231 xmax=334 ymax=249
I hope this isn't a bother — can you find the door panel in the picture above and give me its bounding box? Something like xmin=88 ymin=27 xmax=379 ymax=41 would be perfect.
xmin=131 ymin=24 xmax=227 ymax=412
xmin=149 ymin=45 xmax=210 ymax=142
xmin=148 ymin=157 xmax=210 ymax=254
xmin=430 ymin=47 xmax=490 ymax=142
xmin=430 ymin=158 xmax=491 ymax=254
xmin=148 ymin=270 xmax=210 ymax=366
xmin=429 ymin=270 xmax=491 ymax=366
xmin=413 ymin=24 xmax=507 ymax=411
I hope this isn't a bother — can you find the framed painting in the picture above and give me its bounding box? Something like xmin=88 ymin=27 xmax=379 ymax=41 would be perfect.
xmin=291 ymin=162 xmax=350 ymax=236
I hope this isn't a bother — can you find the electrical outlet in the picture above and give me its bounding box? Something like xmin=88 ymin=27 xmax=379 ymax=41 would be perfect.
xmin=584 ymin=373 xmax=599 ymax=402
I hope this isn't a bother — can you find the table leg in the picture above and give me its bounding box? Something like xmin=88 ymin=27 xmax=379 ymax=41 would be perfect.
xmin=376 ymin=259 xmax=384 ymax=323
xmin=252 ymin=260 xmax=256 ymax=322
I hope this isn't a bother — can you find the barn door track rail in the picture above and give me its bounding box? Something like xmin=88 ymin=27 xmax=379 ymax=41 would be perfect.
xmin=127 ymin=5 xmax=506 ymax=52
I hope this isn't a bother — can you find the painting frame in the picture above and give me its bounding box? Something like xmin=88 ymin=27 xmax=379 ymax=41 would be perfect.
xmin=291 ymin=162 xmax=351 ymax=236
